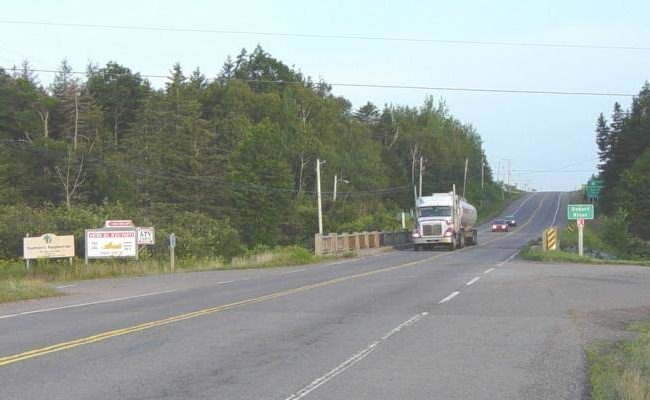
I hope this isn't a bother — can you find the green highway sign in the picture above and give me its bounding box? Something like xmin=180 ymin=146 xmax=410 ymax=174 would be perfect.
xmin=586 ymin=179 xmax=604 ymax=199
xmin=568 ymin=204 xmax=594 ymax=220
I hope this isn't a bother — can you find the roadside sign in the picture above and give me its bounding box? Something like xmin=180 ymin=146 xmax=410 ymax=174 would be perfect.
xmin=137 ymin=227 xmax=155 ymax=245
xmin=577 ymin=218 xmax=585 ymax=229
xmin=24 ymin=233 xmax=75 ymax=259
xmin=85 ymin=228 xmax=137 ymax=260
xmin=169 ymin=233 xmax=176 ymax=248
xmin=567 ymin=204 xmax=594 ymax=220
xmin=567 ymin=223 xmax=575 ymax=233
xmin=104 ymin=220 xmax=134 ymax=228
xmin=542 ymin=227 xmax=559 ymax=251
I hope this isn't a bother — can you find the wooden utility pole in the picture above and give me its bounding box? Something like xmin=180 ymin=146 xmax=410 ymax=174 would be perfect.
xmin=316 ymin=158 xmax=323 ymax=235
xmin=462 ymin=158 xmax=469 ymax=198
xmin=481 ymin=154 xmax=484 ymax=190
xmin=418 ymin=156 xmax=424 ymax=197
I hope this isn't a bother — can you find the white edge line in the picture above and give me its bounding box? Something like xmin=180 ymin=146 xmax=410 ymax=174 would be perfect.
xmin=281 ymin=269 xmax=306 ymax=275
xmin=439 ymin=291 xmax=460 ymax=304
xmin=55 ymin=284 xmax=77 ymax=289
xmin=484 ymin=267 xmax=494 ymax=274
xmin=550 ymin=192 xmax=562 ymax=227
xmin=466 ymin=277 xmax=480 ymax=286
xmin=283 ymin=312 xmax=426 ymax=400
xmin=0 ymin=289 xmax=179 ymax=320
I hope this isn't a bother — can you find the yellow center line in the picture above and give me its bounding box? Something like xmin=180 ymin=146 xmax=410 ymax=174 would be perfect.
xmin=0 ymin=193 xmax=550 ymax=367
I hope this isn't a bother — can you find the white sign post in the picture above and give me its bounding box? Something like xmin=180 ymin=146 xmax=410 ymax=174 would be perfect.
xmin=169 ymin=233 xmax=176 ymax=272
xmin=85 ymin=228 xmax=138 ymax=264
xmin=577 ymin=218 xmax=585 ymax=256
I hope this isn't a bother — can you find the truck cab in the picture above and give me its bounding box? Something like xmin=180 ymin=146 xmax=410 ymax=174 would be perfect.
xmin=412 ymin=192 xmax=477 ymax=251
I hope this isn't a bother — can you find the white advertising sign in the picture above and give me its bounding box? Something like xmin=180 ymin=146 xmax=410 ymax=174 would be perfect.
xmin=137 ymin=227 xmax=155 ymax=245
xmin=104 ymin=220 xmax=135 ymax=228
xmin=85 ymin=229 xmax=137 ymax=258
xmin=23 ymin=234 xmax=75 ymax=259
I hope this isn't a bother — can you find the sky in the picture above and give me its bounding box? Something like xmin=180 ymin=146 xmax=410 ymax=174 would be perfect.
xmin=1 ymin=0 xmax=649 ymax=191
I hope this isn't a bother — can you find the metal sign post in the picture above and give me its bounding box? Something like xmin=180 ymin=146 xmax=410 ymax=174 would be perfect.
xmin=169 ymin=233 xmax=176 ymax=272
xmin=577 ymin=218 xmax=585 ymax=256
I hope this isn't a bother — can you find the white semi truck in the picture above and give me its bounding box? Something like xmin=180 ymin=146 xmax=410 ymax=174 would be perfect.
xmin=412 ymin=187 xmax=478 ymax=251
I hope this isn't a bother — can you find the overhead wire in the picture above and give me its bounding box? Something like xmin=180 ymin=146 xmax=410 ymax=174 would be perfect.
xmin=0 ymin=19 xmax=648 ymax=51
xmin=1 ymin=67 xmax=637 ymax=97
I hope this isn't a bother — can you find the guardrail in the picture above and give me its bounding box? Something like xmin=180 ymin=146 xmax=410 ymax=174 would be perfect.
xmin=314 ymin=230 xmax=411 ymax=256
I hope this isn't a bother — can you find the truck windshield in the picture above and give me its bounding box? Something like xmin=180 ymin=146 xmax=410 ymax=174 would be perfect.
xmin=418 ymin=206 xmax=452 ymax=218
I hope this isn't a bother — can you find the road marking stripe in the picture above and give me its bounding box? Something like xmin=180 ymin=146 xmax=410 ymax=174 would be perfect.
xmin=55 ymin=284 xmax=76 ymax=289
xmin=215 ymin=280 xmax=236 ymax=285
xmin=281 ymin=269 xmax=306 ymax=275
xmin=483 ymin=267 xmax=494 ymax=274
xmin=439 ymin=291 xmax=460 ymax=303
xmin=551 ymin=192 xmax=562 ymax=227
xmin=512 ymin=193 xmax=535 ymax=216
xmin=0 ymin=289 xmax=179 ymax=321
xmin=466 ymin=277 xmax=480 ymax=286
xmin=0 ymin=195 xmax=549 ymax=367
xmin=284 ymin=312 xmax=427 ymax=400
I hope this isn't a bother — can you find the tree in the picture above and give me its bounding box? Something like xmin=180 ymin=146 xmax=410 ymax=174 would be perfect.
xmin=87 ymin=62 xmax=145 ymax=148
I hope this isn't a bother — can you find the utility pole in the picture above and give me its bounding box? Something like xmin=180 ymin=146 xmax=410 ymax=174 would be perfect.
xmin=333 ymin=174 xmax=337 ymax=201
xmin=419 ymin=156 xmax=424 ymax=197
xmin=316 ymin=158 xmax=324 ymax=235
xmin=462 ymin=157 xmax=469 ymax=198
xmin=496 ymin=159 xmax=502 ymax=184
xmin=481 ymin=154 xmax=485 ymax=190
xmin=507 ymin=160 xmax=512 ymax=193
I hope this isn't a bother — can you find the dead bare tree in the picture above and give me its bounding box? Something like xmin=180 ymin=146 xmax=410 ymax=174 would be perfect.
xmin=54 ymin=146 xmax=85 ymax=210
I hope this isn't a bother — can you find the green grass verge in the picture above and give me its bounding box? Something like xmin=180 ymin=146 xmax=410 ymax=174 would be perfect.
xmin=0 ymin=246 xmax=329 ymax=285
xmin=0 ymin=279 xmax=59 ymax=304
xmin=519 ymin=247 xmax=650 ymax=266
xmin=588 ymin=321 xmax=650 ymax=400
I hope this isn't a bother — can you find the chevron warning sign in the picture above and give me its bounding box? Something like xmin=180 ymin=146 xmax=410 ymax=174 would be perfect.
xmin=543 ymin=227 xmax=559 ymax=251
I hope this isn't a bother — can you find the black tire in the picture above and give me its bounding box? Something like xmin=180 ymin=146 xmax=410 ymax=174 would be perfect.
xmin=449 ymin=240 xmax=456 ymax=251
xmin=414 ymin=244 xmax=421 ymax=252
xmin=472 ymin=230 xmax=478 ymax=245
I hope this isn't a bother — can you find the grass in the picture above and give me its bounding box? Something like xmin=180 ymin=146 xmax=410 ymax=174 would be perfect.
xmin=0 ymin=279 xmax=59 ymax=304
xmin=0 ymin=246 xmax=323 ymax=283
xmin=588 ymin=320 xmax=650 ymax=400
xmin=0 ymin=246 xmax=331 ymax=303
xmin=520 ymin=246 xmax=650 ymax=267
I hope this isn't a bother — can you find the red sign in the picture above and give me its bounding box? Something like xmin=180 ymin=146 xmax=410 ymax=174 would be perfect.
xmin=104 ymin=220 xmax=134 ymax=228
xmin=577 ymin=218 xmax=585 ymax=229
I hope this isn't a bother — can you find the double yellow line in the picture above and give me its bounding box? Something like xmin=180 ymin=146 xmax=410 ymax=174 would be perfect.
xmin=0 ymin=194 xmax=549 ymax=368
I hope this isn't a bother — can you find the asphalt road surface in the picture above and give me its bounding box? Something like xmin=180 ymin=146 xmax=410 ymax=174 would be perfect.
xmin=2 ymin=192 xmax=649 ymax=399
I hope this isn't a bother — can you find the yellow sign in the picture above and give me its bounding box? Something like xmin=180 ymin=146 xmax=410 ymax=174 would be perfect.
xmin=23 ymin=234 xmax=75 ymax=259
xmin=543 ymin=227 xmax=559 ymax=251
xmin=567 ymin=223 xmax=575 ymax=233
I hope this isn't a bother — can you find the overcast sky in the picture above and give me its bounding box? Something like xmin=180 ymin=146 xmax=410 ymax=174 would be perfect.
xmin=1 ymin=0 xmax=649 ymax=190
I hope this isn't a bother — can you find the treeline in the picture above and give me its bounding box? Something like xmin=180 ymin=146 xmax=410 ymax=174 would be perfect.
xmin=595 ymin=82 xmax=650 ymax=239
xmin=0 ymin=46 xmax=497 ymax=259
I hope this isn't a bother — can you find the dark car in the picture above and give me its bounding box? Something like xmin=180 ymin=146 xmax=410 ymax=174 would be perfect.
xmin=491 ymin=219 xmax=509 ymax=232
xmin=504 ymin=215 xmax=517 ymax=227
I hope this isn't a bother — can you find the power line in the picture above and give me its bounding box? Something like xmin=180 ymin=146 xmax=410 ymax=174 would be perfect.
xmin=2 ymin=67 xmax=637 ymax=97
xmin=0 ymin=19 xmax=648 ymax=52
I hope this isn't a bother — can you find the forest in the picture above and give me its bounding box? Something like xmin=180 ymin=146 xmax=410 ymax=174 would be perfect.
xmin=0 ymin=46 xmax=501 ymax=260
xmin=595 ymin=82 xmax=650 ymax=240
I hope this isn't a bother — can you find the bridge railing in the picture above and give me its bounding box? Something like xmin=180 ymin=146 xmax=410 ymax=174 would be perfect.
xmin=314 ymin=230 xmax=411 ymax=256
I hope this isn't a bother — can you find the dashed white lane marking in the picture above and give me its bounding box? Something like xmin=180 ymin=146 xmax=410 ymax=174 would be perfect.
xmin=484 ymin=267 xmax=494 ymax=274
xmin=215 ymin=280 xmax=236 ymax=285
xmin=55 ymin=284 xmax=77 ymax=289
xmin=281 ymin=269 xmax=306 ymax=275
xmin=0 ymin=289 xmax=179 ymax=320
xmin=466 ymin=277 xmax=480 ymax=286
xmin=512 ymin=193 xmax=535 ymax=216
xmin=283 ymin=312 xmax=428 ymax=400
xmin=438 ymin=291 xmax=460 ymax=304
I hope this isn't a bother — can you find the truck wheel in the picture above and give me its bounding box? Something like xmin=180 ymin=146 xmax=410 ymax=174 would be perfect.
xmin=459 ymin=234 xmax=465 ymax=249
xmin=449 ymin=241 xmax=456 ymax=251
xmin=472 ymin=231 xmax=478 ymax=245
xmin=414 ymin=244 xmax=420 ymax=252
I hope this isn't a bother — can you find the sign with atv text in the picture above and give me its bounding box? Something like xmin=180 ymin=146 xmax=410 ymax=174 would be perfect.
xmin=567 ymin=204 xmax=594 ymax=220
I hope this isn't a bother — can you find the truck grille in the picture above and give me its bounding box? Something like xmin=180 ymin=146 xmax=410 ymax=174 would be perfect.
xmin=422 ymin=224 xmax=442 ymax=236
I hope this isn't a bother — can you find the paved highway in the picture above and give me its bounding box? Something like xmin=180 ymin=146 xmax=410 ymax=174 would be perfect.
xmin=2 ymin=191 xmax=649 ymax=399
